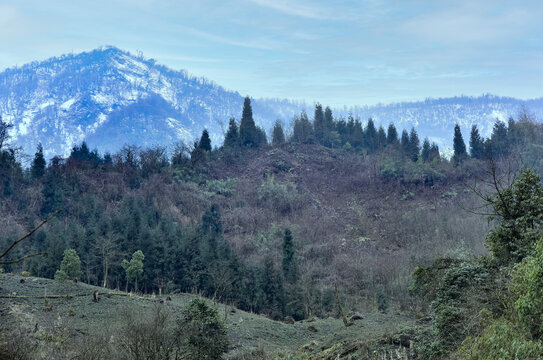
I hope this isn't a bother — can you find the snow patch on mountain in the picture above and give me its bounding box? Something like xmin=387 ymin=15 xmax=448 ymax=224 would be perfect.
xmin=0 ymin=46 xmax=542 ymax=159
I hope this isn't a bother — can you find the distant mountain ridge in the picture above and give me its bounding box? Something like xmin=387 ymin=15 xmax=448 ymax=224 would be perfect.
xmin=0 ymin=46 xmax=541 ymax=158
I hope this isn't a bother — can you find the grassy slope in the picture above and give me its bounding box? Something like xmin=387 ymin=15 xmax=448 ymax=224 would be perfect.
xmin=0 ymin=273 xmax=416 ymax=359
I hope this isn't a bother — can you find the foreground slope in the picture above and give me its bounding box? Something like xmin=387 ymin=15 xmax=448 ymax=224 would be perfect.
xmin=0 ymin=273 xmax=416 ymax=359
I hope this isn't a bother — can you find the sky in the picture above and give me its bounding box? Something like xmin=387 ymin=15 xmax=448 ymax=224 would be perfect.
xmin=1 ymin=0 xmax=543 ymax=107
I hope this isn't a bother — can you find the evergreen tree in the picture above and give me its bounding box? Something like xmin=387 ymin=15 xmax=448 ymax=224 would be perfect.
xmin=292 ymin=111 xmax=314 ymax=144
xmin=453 ymin=124 xmax=467 ymax=164
xmin=239 ymin=97 xmax=259 ymax=147
xmin=56 ymin=249 xmax=82 ymax=281
xmin=282 ymin=229 xmax=297 ymax=283
xmin=202 ymin=204 xmax=222 ymax=236
xmin=421 ymin=138 xmax=431 ymax=162
xmin=324 ymin=106 xmax=334 ymax=133
xmin=190 ymin=141 xmax=206 ymax=166
xmin=223 ymin=118 xmax=239 ymax=148
xmin=489 ymin=119 xmax=509 ymax=157
xmin=351 ymin=118 xmax=364 ymax=148
xmin=255 ymin=126 xmax=268 ymax=146
xmin=41 ymin=159 xmax=65 ymax=216
xmin=202 ymin=204 xmax=222 ymax=262
xmin=31 ymin=143 xmax=46 ymax=179
xmin=469 ymin=125 xmax=485 ymax=159
xmin=198 ymin=129 xmax=212 ymax=152
xmin=408 ymin=128 xmax=420 ymax=162
xmin=429 ymin=143 xmax=440 ymax=162
xmin=400 ymin=129 xmax=410 ymax=155
xmin=313 ymin=103 xmax=325 ymax=145
xmin=387 ymin=124 xmax=399 ymax=145
xmin=377 ymin=126 xmax=387 ymax=148
xmin=177 ymin=299 xmax=229 ymax=360
xmin=486 ymin=169 xmax=543 ymax=264
xmin=272 ymin=120 xmax=285 ymax=146
xmin=260 ymin=256 xmax=286 ymax=319
xmin=365 ymin=118 xmax=378 ymax=153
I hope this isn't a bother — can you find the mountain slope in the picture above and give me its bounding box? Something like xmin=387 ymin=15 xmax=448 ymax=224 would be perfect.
xmin=1 ymin=46 xmax=542 ymax=158
xmin=0 ymin=46 xmax=302 ymax=157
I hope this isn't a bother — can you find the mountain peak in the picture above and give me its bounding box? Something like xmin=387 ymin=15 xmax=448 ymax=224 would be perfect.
xmin=1 ymin=48 xmax=542 ymax=159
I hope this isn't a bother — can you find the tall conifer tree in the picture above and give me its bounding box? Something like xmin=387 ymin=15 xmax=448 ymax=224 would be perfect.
xmin=387 ymin=124 xmax=399 ymax=145
xmin=198 ymin=129 xmax=212 ymax=152
xmin=224 ymin=118 xmax=240 ymax=148
xmin=453 ymin=124 xmax=467 ymax=164
xmin=469 ymin=124 xmax=484 ymax=159
xmin=31 ymin=143 xmax=46 ymax=179
xmin=272 ymin=120 xmax=285 ymax=146
xmin=239 ymin=97 xmax=258 ymax=147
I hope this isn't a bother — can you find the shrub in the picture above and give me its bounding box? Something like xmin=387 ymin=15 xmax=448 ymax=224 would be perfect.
xmin=512 ymin=239 xmax=543 ymax=338
xmin=177 ymin=299 xmax=229 ymax=360
xmin=60 ymin=249 xmax=82 ymax=280
xmin=458 ymin=318 xmax=543 ymax=360
xmin=258 ymin=175 xmax=302 ymax=214
xmin=206 ymin=178 xmax=238 ymax=196
xmin=54 ymin=270 xmax=68 ymax=283
xmin=117 ymin=305 xmax=178 ymax=360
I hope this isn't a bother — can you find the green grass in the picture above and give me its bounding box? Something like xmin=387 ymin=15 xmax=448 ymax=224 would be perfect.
xmin=1 ymin=273 xmax=416 ymax=359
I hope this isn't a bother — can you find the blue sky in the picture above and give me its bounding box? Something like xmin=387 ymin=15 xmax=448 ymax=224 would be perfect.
xmin=1 ymin=0 xmax=542 ymax=106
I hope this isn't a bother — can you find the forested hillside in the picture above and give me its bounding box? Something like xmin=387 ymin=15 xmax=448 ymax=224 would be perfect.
xmin=1 ymin=98 xmax=543 ymax=358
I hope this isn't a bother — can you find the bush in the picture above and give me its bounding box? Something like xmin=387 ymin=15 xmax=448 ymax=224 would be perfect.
xmin=458 ymin=318 xmax=543 ymax=360
xmin=512 ymin=239 xmax=543 ymax=338
xmin=54 ymin=270 xmax=68 ymax=283
xmin=258 ymin=175 xmax=302 ymax=214
xmin=117 ymin=305 xmax=179 ymax=360
xmin=60 ymin=249 xmax=82 ymax=280
xmin=206 ymin=178 xmax=238 ymax=196
xmin=177 ymin=299 xmax=229 ymax=360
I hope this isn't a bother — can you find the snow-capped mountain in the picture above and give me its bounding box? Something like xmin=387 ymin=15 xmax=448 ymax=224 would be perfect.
xmin=0 ymin=46 xmax=542 ymax=158
xmin=0 ymin=46 xmax=302 ymax=158
xmin=336 ymin=95 xmax=543 ymax=152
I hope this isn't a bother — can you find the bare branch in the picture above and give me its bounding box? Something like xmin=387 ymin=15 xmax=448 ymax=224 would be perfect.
xmin=0 ymin=252 xmax=48 ymax=265
xmin=0 ymin=209 xmax=62 ymax=261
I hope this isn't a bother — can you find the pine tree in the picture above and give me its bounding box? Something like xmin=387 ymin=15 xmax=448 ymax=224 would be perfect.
xmin=387 ymin=124 xmax=399 ymax=145
xmin=31 ymin=143 xmax=46 ymax=179
xmin=365 ymin=118 xmax=378 ymax=153
xmin=223 ymin=118 xmax=239 ymax=148
xmin=239 ymin=97 xmax=259 ymax=147
xmin=272 ymin=120 xmax=285 ymax=146
xmin=198 ymin=129 xmax=212 ymax=152
xmin=421 ymin=138 xmax=431 ymax=162
xmin=292 ymin=111 xmax=314 ymax=144
xmin=408 ymin=128 xmax=420 ymax=162
xmin=313 ymin=103 xmax=325 ymax=145
xmin=351 ymin=118 xmax=364 ymax=148
xmin=429 ymin=143 xmax=440 ymax=162
xmin=469 ymin=125 xmax=485 ymax=159
xmin=324 ymin=107 xmax=334 ymax=131
xmin=282 ymin=229 xmax=297 ymax=283
xmin=489 ymin=120 xmax=509 ymax=157
xmin=453 ymin=124 xmax=467 ymax=164
xmin=377 ymin=126 xmax=387 ymax=148
xmin=401 ymin=129 xmax=410 ymax=155
xmin=260 ymin=256 xmax=286 ymax=319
